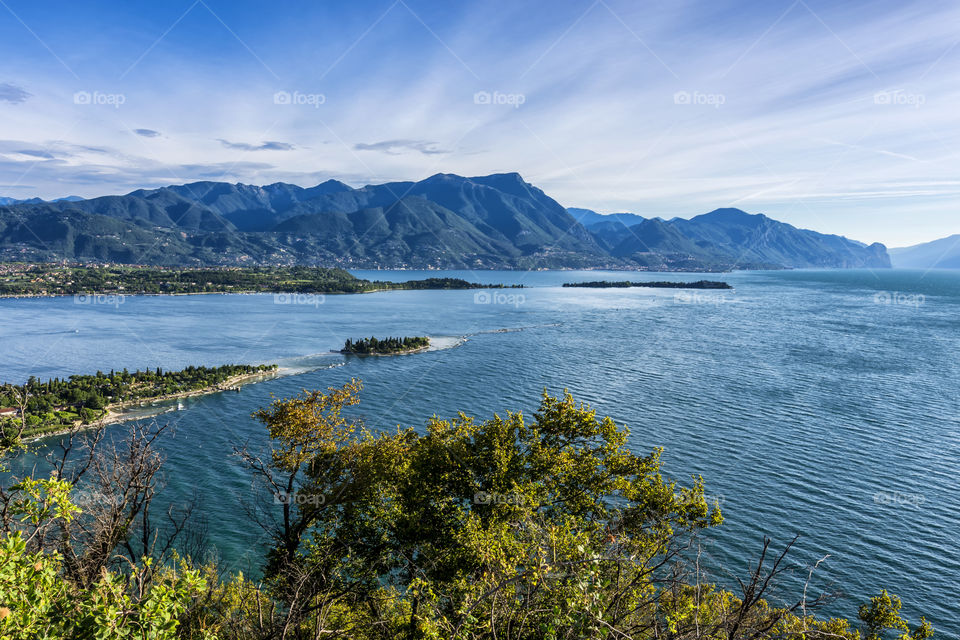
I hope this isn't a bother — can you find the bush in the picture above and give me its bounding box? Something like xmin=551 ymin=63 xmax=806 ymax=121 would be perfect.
xmin=0 ymin=383 xmax=934 ymax=639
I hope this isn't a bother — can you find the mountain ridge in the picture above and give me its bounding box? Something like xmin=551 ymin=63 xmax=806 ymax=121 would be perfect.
xmin=0 ymin=173 xmax=889 ymax=270
xmin=889 ymin=235 xmax=960 ymax=269
xmin=569 ymin=206 xmax=889 ymax=270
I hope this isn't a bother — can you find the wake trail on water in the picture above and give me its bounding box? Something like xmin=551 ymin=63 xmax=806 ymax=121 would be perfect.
xmin=96 ymin=326 xmax=564 ymax=431
xmin=471 ymin=322 xmax=562 ymax=335
xmin=278 ymin=326 xmax=561 ymax=375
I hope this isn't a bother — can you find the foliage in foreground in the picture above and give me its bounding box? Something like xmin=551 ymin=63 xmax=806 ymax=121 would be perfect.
xmin=229 ymin=382 xmax=932 ymax=640
xmin=0 ymin=382 xmax=934 ymax=639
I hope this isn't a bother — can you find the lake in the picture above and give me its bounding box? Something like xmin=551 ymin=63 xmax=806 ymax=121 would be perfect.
xmin=2 ymin=268 xmax=958 ymax=636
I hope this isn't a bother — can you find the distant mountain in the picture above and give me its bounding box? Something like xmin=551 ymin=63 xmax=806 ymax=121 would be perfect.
xmin=607 ymin=218 xmax=737 ymax=270
xmin=889 ymin=235 xmax=960 ymax=269
xmin=0 ymin=175 xmax=889 ymax=270
xmin=571 ymin=206 xmax=889 ymax=270
xmin=568 ymin=208 xmax=646 ymax=228
xmin=0 ymin=197 xmax=42 ymax=205
xmin=568 ymin=208 xmax=648 ymax=252
xmin=0 ymin=195 xmax=84 ymax=205
xmin=670 ymin=209 xmax=889 ymax=269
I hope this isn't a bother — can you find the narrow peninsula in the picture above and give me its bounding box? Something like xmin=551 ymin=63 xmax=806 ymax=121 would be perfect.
xmin=1 ymin=363 xmax=278 ymax=439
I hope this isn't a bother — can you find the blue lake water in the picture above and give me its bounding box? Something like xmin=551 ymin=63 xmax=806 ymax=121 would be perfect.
xmin=2 ymin=268 xmax=958 ymax=636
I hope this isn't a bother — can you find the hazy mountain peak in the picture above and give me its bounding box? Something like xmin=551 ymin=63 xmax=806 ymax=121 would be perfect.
xmin=474 ymin=171 xmax=525 ymax=183
xmin=889 ymin=234 xmax=960 ymax=269
xmin=0 ymin=195 xmax=79 ymax=205
xmin=695 ymin=207 xmax=762 ymax=223
xmin=419 ymin=172 xmax=466 ymax=183
xmin=314 ymin=178 xmax=352 ymax=190
xmin=420 ymin=171 xmax=526 ymax=185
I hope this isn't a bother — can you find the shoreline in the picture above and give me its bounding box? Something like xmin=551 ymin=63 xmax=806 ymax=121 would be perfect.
xmin=22 ymin=369 xmax=279 ymax=443
xmin=17 ymin=333 xmax=463 ymax=443
xmin=18 ymin=336 xmax=457 ymax=442
xmin=0 ymin=286 xmax=518 ymax=300
xmin=0 ymin=268 xmax=747 ymax=301
xmin=0 ymin=289 xmax=410 ymax=300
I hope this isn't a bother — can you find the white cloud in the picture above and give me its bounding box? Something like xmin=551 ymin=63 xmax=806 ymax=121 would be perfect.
xmin=354 ymin=139 xmax=450 ymax=155
xmin=217 ymin=139 xmax=296 ymax=151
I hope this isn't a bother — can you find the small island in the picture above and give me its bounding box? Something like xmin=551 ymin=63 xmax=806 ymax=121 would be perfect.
xmin=341 ymin=336 xmax=430 ymax=355
xmin=1 ymin=363 xmax=278 ymax=439
xmin=562 ymin=280 xmax=732 ymax=289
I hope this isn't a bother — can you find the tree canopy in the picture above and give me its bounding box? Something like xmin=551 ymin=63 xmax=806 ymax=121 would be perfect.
xmin=233 ymin=382 xmax=933 ymax=640
xmin=341 ymin=336 xmax=430 ymax=354
xmin=0 ymin=382 xmax=934 ymax=640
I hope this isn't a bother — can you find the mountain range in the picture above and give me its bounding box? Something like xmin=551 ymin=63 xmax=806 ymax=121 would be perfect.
xmin=889 ymin=235 xmax=960 ymax=269
xmin=0 ymin=173 xmax=890 ymax=270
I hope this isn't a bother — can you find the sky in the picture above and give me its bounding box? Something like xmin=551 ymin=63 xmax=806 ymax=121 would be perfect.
xmin=0 ymin=0 xmax=958 ymax=247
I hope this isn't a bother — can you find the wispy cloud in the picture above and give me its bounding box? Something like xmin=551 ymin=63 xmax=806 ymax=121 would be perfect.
xmin=14 ymin=149 xmax=54 ymax=159
xmin=217 ymin=139 xmax=295 ymax=151
xmin=0 ymin=83 xmax=30 ymax=104
xmin=354 ymin=139 xmax=451 ymax=155
xmin=134 ymin=129 xmax=161 ymax=138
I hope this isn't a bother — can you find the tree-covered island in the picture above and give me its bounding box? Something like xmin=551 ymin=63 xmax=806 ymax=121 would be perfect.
xmin=341 ymin=336 xmax=430 ymax=355
xmin=0 ymin=264 xmax=522 ymax=297
xmin=0 ymin=363 xmax=277 ymax=439
xmin=563 ymin=279 xmax=733 ymax=289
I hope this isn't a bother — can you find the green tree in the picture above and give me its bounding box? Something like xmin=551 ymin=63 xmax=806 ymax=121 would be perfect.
xmin=241 ymin=383 xmax=933 ymax=640
xmin=859 ymin=590 xmax=933 ymax=640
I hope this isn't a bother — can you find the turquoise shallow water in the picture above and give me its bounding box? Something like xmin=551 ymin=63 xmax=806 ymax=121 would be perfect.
xmin=2 ymin=268 xmax=958 ymax=636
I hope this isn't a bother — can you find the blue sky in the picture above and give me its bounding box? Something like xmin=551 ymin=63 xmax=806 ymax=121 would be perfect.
xmin=0 ymin=0 xmax=957 ymax=246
